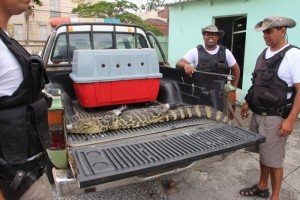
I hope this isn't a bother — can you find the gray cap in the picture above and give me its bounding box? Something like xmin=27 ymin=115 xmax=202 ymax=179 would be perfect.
xmin=201 ymin=25 xmax=225 ymax=39
xmin=254 ymin=16 xmax=296 ymax=31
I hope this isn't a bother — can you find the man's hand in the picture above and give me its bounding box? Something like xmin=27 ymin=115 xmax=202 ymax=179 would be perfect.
xmin=183 ymin=64 xmax=195 ymax=77
xmin=279 ymin=119 xmax=295 ymax=137
xmin=176 ymin=58 xmax=195 ymax=77
xmin=241 ymin=102 xmax=250 ymax=120
xmin=279 ymin=83 xmax=300 ymax=137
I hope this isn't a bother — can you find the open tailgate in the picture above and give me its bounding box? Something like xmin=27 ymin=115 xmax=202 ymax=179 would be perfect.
xmin=70 ymin=120 xmax=265 ymax=188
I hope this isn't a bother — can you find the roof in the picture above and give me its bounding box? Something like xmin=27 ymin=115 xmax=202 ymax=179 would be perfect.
xmin=145 ymin=18 xmax=168 ymax=25
xmin=166 ymin=0 xmax=198 ymax=6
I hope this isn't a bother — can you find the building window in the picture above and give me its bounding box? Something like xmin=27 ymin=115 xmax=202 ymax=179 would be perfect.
xmin=50 ymin=0 xmax=61 ymax=18
xmin=39 ymin=25 xmax=47 ymax=41
xmin=13 ymin=24 xmax=23 ymax=40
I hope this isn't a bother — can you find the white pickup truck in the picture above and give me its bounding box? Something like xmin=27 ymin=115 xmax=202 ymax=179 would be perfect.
xmin=41 ymin=22 xmax=265 ymax=196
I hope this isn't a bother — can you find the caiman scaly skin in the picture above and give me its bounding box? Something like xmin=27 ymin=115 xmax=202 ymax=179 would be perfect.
xmin=67 ymin=104 xmax=231 ymax=134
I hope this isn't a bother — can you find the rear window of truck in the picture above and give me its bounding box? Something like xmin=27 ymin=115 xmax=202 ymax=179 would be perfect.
xmin=51 ymin=32 xmax=149 ymax=63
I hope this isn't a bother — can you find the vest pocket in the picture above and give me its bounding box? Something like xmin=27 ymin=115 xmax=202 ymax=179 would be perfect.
xmin=260 ymin=71 xmax=275 ymax=86
xmin=197 ymin=63 xmax=213 ymax=72
xmin=259 ymin=90 xmax=280 ymax=105
xmin=29 ymin=98 xmax=51 ymax=150
xmin=0 ymin=106 xmax=28 ymax=164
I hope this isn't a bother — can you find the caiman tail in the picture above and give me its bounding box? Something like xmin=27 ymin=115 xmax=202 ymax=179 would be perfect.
xmin=164 ymin=104 xmax=231 ymax=125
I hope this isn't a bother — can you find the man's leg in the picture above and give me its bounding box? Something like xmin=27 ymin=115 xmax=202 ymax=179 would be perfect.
xmin=258 ymin=162 xmax=270 ymax=190
xmin=19 ymin=174 xmax=53 ymax=200
xmin=269 ymin=167 xmax=283 ymax=200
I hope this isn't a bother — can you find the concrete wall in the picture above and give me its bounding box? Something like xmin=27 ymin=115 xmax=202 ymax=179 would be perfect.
xmin=168 ymin=0 xmax=300 ymax=96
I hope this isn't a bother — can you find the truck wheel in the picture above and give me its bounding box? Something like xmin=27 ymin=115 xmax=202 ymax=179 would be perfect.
xmin=46 ymin=160 xmax=54 ymax=184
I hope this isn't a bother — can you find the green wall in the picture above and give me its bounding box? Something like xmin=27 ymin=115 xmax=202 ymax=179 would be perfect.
xmin=168 ymin=0 xmax=300 ymax=97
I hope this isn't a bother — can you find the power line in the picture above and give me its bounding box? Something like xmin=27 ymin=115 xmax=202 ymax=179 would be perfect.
xmin=33 ymin=9 xmax=75 ymax=15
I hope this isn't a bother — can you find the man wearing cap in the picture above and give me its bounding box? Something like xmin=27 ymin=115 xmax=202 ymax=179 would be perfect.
xmin=240 ymin=16 xmax=300 ymax=199
xmin=176 ymin=25 xmax=240 ymax=87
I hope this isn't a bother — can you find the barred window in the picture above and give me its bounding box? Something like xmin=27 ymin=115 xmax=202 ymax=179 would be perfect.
xmin=13 ymin=24 xmax=23 ymax=40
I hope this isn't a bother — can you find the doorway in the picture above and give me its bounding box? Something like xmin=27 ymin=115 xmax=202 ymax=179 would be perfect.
xmin=215 ymin=15 xmax=247 ymax=89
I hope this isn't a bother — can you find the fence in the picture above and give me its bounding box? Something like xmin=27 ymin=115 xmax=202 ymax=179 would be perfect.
xmin=19 ymin=40 xmax=46 ymax=55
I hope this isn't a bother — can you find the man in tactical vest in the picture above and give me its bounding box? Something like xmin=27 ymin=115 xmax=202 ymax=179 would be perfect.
xmin=176 ymin=25 xmax=240 ymax=87
xmin=0 ymin=0 xmax=54 ymax=199
xmin=240 ymin=16 xmax=300 ymax=200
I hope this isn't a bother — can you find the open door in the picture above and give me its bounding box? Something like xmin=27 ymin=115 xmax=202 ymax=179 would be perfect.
xmin=215 ymin=16 xmax=247 ymax=89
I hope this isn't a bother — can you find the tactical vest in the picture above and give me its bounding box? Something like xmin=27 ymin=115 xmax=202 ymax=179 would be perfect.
xmin=0 ymin=28 xmax=51 ymax=165
xmin=196 ymin=45 xmax=229 ymax=74
xmin=249 ymin=45 xmax=296 ymax=109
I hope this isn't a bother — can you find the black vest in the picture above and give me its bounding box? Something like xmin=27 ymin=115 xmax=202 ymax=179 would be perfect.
xmin=250 ymin=45 xmax=296 ymax=109
xmin=0 ymin=28 xmax=51 ymax=164
xmin=196 ymin=45 xmax=229 ymax=74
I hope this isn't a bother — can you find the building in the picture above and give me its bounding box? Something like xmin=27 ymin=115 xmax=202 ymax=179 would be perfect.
xmin=145 ymin=18 xmax=168 ymax=36
xmin=137 ymin=6 xmax=169 ymax=36
xmin=8 ymin=0 xmax=99 ymax=53
xmin=167 ymin=0 xmax=300 ymax=99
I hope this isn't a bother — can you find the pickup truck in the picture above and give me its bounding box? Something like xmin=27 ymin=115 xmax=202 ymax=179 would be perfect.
xmin=41 ymin=22 xmax=265 ymax=196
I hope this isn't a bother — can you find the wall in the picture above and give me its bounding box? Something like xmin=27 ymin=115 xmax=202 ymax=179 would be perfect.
xmin=168 ymin=0 xmax=300 ymax=97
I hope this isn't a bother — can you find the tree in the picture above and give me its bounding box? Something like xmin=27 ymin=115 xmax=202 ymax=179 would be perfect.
xmin=72 ymin=0 xmax=164 ymax=36
xmin=142 ymin=0 xmax=166 ymax=11
xmin=117 ymin=13 xmax=163 ymax=36
xmin=72 ymin=0 xmax=138 ymax=18
xmin=32 ymin=0 xmax=43 ymax=6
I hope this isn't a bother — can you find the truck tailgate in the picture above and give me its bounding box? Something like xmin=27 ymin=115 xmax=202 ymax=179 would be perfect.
xmin=70 ymin=120 xmax=265 ymax=188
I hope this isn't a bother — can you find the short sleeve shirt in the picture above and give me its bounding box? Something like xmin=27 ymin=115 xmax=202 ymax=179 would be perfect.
xmin=0 ymin=35 xmax=23 ymax=97
xmin=183 ymin=45 xmax=237 ymax=68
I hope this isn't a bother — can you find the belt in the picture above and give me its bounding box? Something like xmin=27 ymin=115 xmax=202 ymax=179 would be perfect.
xmin=0 ymin=151 xmax=47 ymax=200
xmin=251 ymin=106 xmax=282 ymax=116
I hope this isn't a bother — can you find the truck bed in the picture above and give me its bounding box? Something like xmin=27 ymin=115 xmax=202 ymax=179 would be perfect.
xmin=65 ymin=101 xmax=265 ymax=188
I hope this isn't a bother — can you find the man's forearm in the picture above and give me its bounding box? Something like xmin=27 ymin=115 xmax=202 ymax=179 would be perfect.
xmin=287 ymin=84 xmax=300 ymax=121
xmin=231 ymin=64 xmax=240 ymax=87
xmin=176 ymin=59 xmax=188 ymax=69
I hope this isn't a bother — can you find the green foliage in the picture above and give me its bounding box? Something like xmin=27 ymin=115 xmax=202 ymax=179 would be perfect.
xmin=142 ymin=0 xmax=165 ymax=11
xmin=72 ymin=0 xmax=164 ymax=36
xmin=32 ymin=0 xmax=43 ymax=6
xmin=72 ymin=0 xmax=138 ymax=18
xmin=117 ymin=13 xmax=164 ymax=36
xmin=72 ymin=2 xmax=114 ymax=18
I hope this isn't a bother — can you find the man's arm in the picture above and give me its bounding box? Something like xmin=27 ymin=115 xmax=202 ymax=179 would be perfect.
xmin=279 ymin=82 xmax=300 ymax=136
xmin=176 ymin=58 xmax=195 ymax=77
xmin=230 ymin=63 xmax=240 ymax=87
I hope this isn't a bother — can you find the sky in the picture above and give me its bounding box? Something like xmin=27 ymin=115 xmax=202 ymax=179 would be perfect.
xmin=126 ymin=0 xmax=177 ymax=8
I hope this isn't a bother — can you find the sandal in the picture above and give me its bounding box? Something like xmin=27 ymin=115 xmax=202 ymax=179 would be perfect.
xmin=240 ymin=184 xmax=270 ymax=198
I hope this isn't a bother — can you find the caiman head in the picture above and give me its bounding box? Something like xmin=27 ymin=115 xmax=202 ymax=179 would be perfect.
xmin=66 ymin=105 xmax=127 ymax=134
xmin=66 ymin=118 xmax=111 ymax=134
